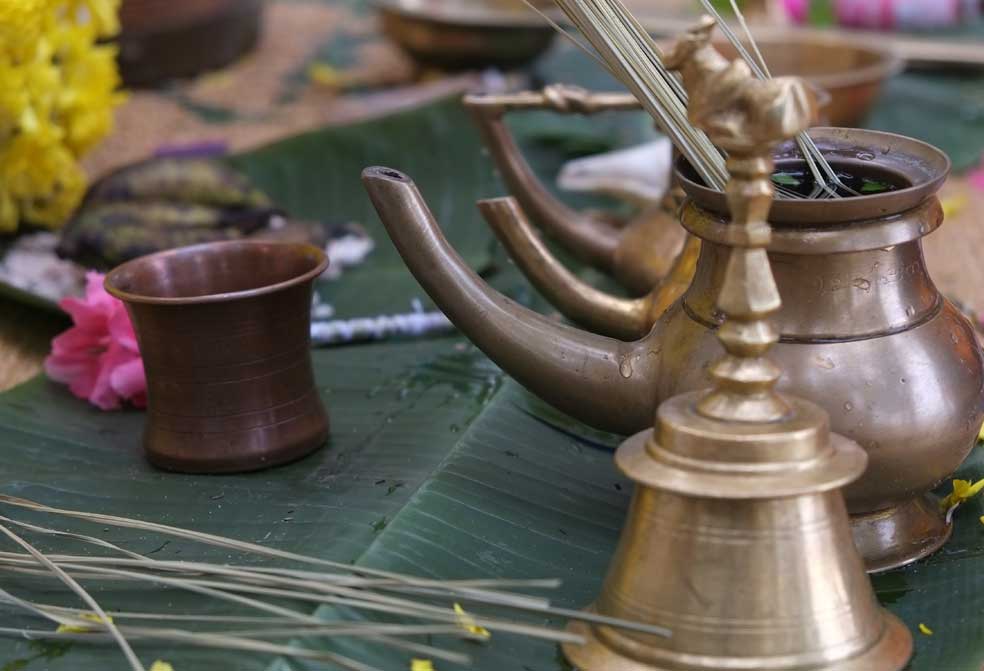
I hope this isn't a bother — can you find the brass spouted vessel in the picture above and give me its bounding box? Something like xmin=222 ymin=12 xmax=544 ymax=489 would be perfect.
xmin=565 ymin=21 xmax=910 ymax=670
xmin=464 ymin=84 xmax=695 ymax=302
xmin=363 ymin=26 xmax=984 ymax=572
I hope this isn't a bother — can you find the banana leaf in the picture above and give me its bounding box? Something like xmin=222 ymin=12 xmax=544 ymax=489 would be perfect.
xmin=1 ymin=96 xmax=983 ymax=671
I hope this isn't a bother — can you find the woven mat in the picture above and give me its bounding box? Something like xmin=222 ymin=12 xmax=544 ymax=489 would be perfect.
xmin=3 ymin=1 xmax=984 ymax=391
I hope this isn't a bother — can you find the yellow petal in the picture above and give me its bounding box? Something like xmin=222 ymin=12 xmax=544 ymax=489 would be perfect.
xmin=308 ymin=63 xmax=346 ymax=88
xmin=149 ymin=662 xmax=174 ymax=671
xmin=940 ymin=491 xmax=957 ymax=511
xmin=410 ymin=659 xmax=435 ymax=671
xmin=965 ymin=478 xmax=984 ymax=498
xmin=0 ymin=0 xmax=121 ymax=232
xmin=939 ymin=478 xmax=984 ymax=510
xmin=918 ymin=623 xmax=933 ymax=636
xmin=978 ymin=420 xmax=984 ymax=442
xmin=56 ymin=612 xmax=112 ymax=633
xmin=941 ymin=195 xmax=967 ymax=220
xmin=979 ymin=515 xmax=984 ymax=526
xmin=0 ymin=191 xmax=18 ymax=234
xmin=83 ymin=0 xmax=122 ymax=37
xmin=454 ymin=603 xmax=491 ymax=641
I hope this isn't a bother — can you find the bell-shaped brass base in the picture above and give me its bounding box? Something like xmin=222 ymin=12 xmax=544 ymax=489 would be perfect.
xmin=852 ymin=494 xmax=952 ymax=574
xmin=564 ymin=611 xmax=912 ymax=671
xmin=563 ymin=395 xmax=912 ymax=671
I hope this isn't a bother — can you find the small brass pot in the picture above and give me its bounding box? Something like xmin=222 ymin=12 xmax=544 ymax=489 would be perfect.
xmin=105 ymin=240 xmax=330 ymax=474
xmin=670 ymin=130 xmax=984 ymax=571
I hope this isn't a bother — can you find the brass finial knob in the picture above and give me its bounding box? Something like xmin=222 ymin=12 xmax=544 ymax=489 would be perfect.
xmin=666 ymin=17 xmax=817 ymax=423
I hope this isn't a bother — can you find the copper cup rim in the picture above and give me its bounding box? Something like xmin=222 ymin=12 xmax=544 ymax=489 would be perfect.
xmin=104 ymin=240 xmax=329 ymax=306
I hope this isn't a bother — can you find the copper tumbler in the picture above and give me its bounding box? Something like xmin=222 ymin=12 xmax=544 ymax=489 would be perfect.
xmin=105 ymin=240 xmax=330 ymax=473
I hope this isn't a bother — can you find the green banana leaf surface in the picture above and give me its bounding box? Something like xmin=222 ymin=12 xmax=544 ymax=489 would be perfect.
xmin=1 ymin=96 xmax=983 ymax=671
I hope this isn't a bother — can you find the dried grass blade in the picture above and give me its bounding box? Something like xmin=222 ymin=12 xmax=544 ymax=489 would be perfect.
xmin=0 ymin=496 xmax=511 ymax=588
xmin=0 ymin=556 xmax=586 ymax=646
xmin=0 ymin=523 xmax=145 ymax=671
xmin=0 ymin=626 xmax=387 ymax=671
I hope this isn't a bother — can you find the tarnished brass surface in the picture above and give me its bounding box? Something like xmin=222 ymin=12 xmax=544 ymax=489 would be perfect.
xmin=851 ymin=497 xmax=954 ymax=575
xmin=464 ymin=85 xmax=689 ymax=296
xmin=478 ymin=198 xmax=699 ymax=341
xmin=363 ymin=166 xmax=654 ymax=433
xmin=564 ymin=19 xmax=910 ymax=671
xmin=565 ymin=423 xmax=912 ymax=671
xmin=105 ymin=241 xmax=330 ymax=474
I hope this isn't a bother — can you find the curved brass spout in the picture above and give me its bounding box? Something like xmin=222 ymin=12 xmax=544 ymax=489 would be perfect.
xmin=465 ymin=86 xmax=696 ymax=335
xmin=478 ymin=197 xmax=699 ymax=341
xmin=466 ymin=86 xmax=664 ymax=287
xmin=361 ymin=167 xmax=657 ymax=434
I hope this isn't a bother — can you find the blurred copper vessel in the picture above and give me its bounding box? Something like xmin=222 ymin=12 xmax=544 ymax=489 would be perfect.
xmin=362 ymin=124 xmax=984 ymax=572
xmin=105 ymin=241 xmax=329 ymax=473
xmin=118 ymin=0 xmax=263 ymax=87
xmin=713 ymin=35 xmax=903 ymax=128
xmin=374 ymin=0 xmax=558 ymax=70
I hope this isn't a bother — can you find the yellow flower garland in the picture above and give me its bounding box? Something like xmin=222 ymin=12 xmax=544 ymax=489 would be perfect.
xmin=0 ymin=0 xmax=124 ymax=232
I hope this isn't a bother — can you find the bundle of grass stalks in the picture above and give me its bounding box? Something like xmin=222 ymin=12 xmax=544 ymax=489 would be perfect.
xmin=0 ymin=495 xmax=669 ymax=671
xmin=524 ymin=0 xmax=857 ymax=199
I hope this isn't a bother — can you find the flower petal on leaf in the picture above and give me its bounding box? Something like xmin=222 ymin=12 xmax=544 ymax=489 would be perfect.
xmin=454 ymin=603 xmax=491 ymax=641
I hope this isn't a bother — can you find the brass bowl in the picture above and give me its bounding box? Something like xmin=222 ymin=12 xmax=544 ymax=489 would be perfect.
xmin=714 ymin=35 xmax=904 ymax=127
xmin=373 ymin=0 xmax=559 ymax=70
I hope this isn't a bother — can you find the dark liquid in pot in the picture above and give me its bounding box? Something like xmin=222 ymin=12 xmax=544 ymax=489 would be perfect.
xmin=683 ymin=159 xmax=913 ymax=198
xmin=771 ymin=163 xmax=910 ymax=197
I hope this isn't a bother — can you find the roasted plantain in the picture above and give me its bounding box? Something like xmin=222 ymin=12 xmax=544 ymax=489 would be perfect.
xmin=58 ymin=201 xmax=277 ymax=268
xmin=84 ymin=158 xmax=274 ymax=210
xmin=58 ymin=158 xmax=282 ymax=268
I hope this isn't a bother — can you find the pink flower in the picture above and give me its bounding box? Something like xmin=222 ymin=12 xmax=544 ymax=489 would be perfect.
xmin=44 ymin=272 xmax=147 ymax=410
xmin=969 ymin=154 xmax=984 ymax=192
xmin=782 ymin=0 xmax=809 ymax=23
xmin=834 ymin=0 xmax=894 ymax=29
